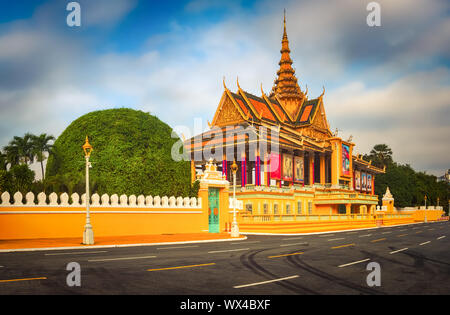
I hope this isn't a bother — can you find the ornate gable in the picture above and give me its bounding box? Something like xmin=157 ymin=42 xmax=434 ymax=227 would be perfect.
xmin=212 ymin=92 xmax=247 ymax=127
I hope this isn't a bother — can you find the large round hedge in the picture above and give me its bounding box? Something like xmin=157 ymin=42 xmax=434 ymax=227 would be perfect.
xmin=46 ymin=108 xmax=192 ymax=197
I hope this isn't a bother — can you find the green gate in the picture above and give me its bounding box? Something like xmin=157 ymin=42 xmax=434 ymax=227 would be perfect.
xmin=208 ymin=188 xmax=220 ymax=233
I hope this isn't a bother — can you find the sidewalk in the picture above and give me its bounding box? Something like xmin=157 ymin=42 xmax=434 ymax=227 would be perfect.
xmin=0 ymin=233 xmax=247 ymax=252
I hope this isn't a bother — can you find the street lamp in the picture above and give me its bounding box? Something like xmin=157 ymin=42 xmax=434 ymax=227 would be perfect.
xmin=82 ymin=136 xmax=94 ymax=245
xmin=230 ymin=160 xmax=239 ymax=237
xmin=424 ymin=195 xmax=427 ymax=223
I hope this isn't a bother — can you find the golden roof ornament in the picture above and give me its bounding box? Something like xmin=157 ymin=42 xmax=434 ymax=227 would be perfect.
xmin=269 ymin=10 xmax=305 ymax=118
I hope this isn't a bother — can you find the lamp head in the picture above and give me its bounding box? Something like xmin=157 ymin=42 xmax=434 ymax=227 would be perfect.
xmin=231 ymin=159 xmax=238 ymax=174
xmin=82 ymin=136 xmax=93 ymax=157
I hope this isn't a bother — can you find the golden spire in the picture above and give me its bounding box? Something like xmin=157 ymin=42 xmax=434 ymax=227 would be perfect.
xmin=270 ymin=10 xmax=305 ymax=117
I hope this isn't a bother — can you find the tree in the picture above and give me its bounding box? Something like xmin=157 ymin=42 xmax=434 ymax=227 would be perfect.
xmin=364 ymin=144 xmax=393 ymax=169
xmin=8 ymin=164 xmax=35 ymax=193
xmin=46 ymin=108 xmax=194 ymax=197
xmin=367 ymin=144 xmax=449 ymax=208
xmin=3 ymin=133 xmax=34 ymax=167
xmin=31 ymin=133 xmax=55 ymax=180
xmin=0 ymin=152 xmax=7 ymax=170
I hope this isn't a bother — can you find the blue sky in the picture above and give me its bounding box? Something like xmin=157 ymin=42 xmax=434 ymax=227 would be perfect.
xmin=0 ymin=0 xmax=449 ymax=178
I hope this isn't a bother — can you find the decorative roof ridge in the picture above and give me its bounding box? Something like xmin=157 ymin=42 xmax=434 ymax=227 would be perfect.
xmin=261 ymin=84 xmax=284 ymax=124
xmin=236 ymin=77 xmax=262 ymax=120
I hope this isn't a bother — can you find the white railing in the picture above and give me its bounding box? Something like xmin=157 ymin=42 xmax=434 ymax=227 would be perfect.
xmin=0 ymin=191 xmax=202 ymax=209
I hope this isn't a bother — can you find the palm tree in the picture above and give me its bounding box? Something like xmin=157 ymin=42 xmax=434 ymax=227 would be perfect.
xmin=369 ymin=144 xmax=393 ymax=167
xmin=3 ymin=133 xmax=34 ymax=168
xmin=0 ymin=151 xmax=8 ymax=170
xmin=31 ymin=133 xmax=55 ymax=180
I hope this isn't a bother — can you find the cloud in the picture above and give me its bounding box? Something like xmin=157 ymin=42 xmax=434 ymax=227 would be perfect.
xmin=0 ymin=0 xmax=449 ymax=178
xmin=327 ymin=68 xmax=450 ymax=175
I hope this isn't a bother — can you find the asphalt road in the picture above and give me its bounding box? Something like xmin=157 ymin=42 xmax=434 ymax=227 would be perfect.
xmin=0 ymin=221 xmax=449 ymax=295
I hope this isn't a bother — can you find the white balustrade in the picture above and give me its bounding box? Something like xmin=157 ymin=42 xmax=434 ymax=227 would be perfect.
xmin=128 ymin=195 xmax=136 ymax=207
xmin=91 ymin=193 xmax=100 ymax=206
xmin=25 ymin=192 xmax=35 ymax=206
xmin=60 ymin=193 xmax=69 ymax=206
xmin=0 ymin=191 xmax=201 ymax=209
xmin=101 ymin=194 xmax=110 ymax=206
xmin=13 ymin=192 xmax=23 ymax=205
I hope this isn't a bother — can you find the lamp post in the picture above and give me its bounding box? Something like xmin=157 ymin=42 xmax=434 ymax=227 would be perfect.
xmin=82 ymin=136 xmax=94 ymax=245
xmin=230 ymin=160 xmax=239 ymax=237
xmin=424 ymin=195 xmax=427 ymax=223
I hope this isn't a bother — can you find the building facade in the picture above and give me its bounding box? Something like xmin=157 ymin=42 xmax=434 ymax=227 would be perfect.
xmin=185 ymin=14 xmax=385 ymax=221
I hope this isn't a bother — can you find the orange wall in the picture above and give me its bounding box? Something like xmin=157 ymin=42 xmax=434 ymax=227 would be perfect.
xmin=0 ymin=207 xmax=208 ymax=240
xmin=411 ymin=209 xmax=444 ymax=222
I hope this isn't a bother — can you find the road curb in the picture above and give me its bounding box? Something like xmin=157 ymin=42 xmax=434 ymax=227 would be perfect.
xmin=0 ymin=236 xmax=248 ymax=253
xmin=239 ymin=221 xmax=438 ymax=236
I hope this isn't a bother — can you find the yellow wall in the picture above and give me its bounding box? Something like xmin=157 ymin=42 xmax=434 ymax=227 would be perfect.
xmin=411 ymin=209 xmax=444 ymax=222
xmin=0 ymin=206 xmax=208 ymax=240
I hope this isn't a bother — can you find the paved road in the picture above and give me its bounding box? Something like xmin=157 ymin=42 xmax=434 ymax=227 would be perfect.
xmin=0 ymin=221 xmax=449 ymax=295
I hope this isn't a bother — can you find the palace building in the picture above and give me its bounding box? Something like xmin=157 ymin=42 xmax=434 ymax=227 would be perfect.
xmin=184 ymin=13 xmax=385 ymax=224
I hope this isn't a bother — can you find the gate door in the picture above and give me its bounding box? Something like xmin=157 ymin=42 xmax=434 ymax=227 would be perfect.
xmin=208 ymin=188 xmax=220 ymax=233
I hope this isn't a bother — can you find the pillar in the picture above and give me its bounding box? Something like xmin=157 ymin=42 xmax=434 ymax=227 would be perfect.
xmin=320 ymin=154 xmax=325 ymax=185
xmin=241 ymin=152 xmax=246 ymax=187
xmin=345 ymin=203 xmax=351 ymax=214
xmin=222 ymin=156 xmax=227 ymax=180
xmin=255 ymin=150 xmax=261 ymax=186
xmin=191 ymin=160 xmax=196 ymax=183
xmin=309 ymin=152 xmax=314 ymax=186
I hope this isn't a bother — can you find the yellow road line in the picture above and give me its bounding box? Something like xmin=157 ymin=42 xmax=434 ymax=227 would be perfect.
xmin=371 ymin=238 xmax=386 ymax=243
xmin=268 ymin=252 xmax=304 ymax=258
xmin=147 ymin=263 xmax=215 ymax=272
xmin=331 ymin=243 xmax=355 ymax=249
xmin=0 ymin=277 xmax=47 ymax=283
xmin=397 ymin=234 xmax=408 ymax=237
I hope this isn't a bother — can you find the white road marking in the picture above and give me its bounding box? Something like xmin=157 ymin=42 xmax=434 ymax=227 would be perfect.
xmin=437 ymin=236 xmax=446 ymax=240
xmin=390 ymin=248 xmax=408 ymax=254
xmin=233 ymin=275 xmax=299 ymax=289
xmin=88 ymin=255 xmax=156 ymax=262
xmin=282 ymin=237 xmax=303 ymax=240
xmin=231 ymin=241 xmax=260 ymax=245
xmin=319 ymin=234 xmax=334 ymax=237
xmin=280 ymin=242 xmax=308 ymax=247
xmin=45 ymin=251 xmax=108 ymax=256
xmin=157 ymin=245 xmax=198 ymax=250
xmin=382 ymin=231 xmax=392 ymax=234
xmin=358 ymin=234 xmax=372 ymax=238
xmin=419 ymin=241 xmax=431 ymax=246
xmin=328 ymin=238 xmax=345 ymax=241
xmin=338 ymin=258 xmax=370 ymax=268
xmin=208 ymin=248 xmax=249 ymax=254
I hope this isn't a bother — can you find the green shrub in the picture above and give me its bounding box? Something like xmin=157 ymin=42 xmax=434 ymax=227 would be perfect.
xmin=46 ymin=108 xmax=193 ymax=197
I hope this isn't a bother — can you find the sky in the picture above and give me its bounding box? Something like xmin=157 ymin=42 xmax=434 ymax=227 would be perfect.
xmin=0 ymin=0 xmax=449 ymax=179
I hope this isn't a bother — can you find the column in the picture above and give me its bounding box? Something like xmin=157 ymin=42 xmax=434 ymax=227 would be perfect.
xmin=222 ymin=156 xmax=227 ymax=180
xmin=191 ymin=160 xmax=196 ymax=183
xmin=256 ymin=150 xmax=261 ymax=186
xmin=345 ymin=203 xmax=351 ymax=215
xmin=309 ymin=152 xmax=315 ymax=186
xmin=241 ymin=152 xmax=247 ymax=187
xmin=320 ymin=154 xmax=325 ymax=185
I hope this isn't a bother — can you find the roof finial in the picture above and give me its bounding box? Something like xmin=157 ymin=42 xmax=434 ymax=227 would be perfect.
xmin=283 ymin=9 xmax=287 ymax=38
xmin=223 ymin=76 xmax=228 ymax=90
xmin=237 ymin=76 xmax=241 ymax=90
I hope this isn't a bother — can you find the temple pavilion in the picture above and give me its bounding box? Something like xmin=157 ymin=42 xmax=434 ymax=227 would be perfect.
xmin=184 ymin=13 xmax=385 ymax=217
